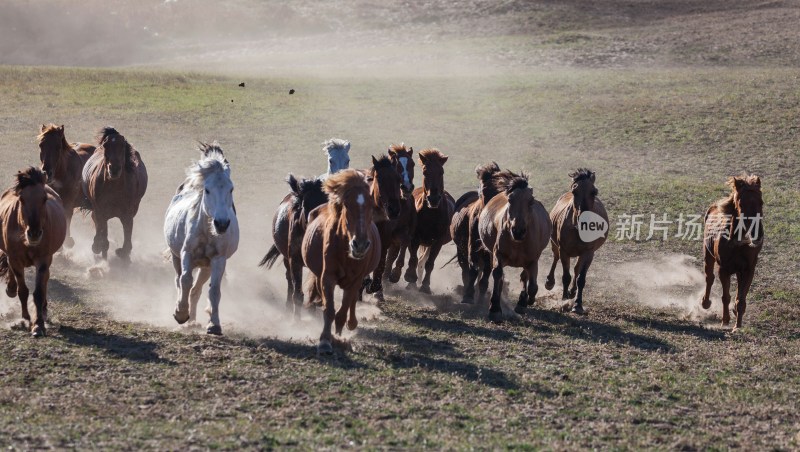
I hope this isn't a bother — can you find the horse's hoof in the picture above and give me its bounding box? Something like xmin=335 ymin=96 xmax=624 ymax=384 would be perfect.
xmin=173 ymin=310 xmax=190 ymax=325
xmin=318 ymin=340 xmax=334 ymax=355
xmin=460 ymin=296 xmax=474 ymax=304
xmin=514 ymin=304 xmax=527 ymax=315
xmin=488 ymin=310 xmax=504 ymax=323
xmin=206 ymin=324 xmax=222 ymax=335
xmin=388 ymin=269 xmax=401 ymax=284
xmin=405 ymin=282 xmax=417 ymax=290
xmin=31 ymin=325 xmax=45 ymax=338
xmin=64 ymin=237 xmax=75 ymax=249
xmin=568 ymin=288 xmax=577 ymax=299
xmin=419 ymin=285 xmax=432 ymax=295
xmin=373 ymin=291 xmax=385 ymax=303
xmin=115 ymin=249 xmax=131 ymax=260
xmin=5 ymin=286 xmax=16 ymax=298
xmin=701 ymin=297 xmax=711 ymax=309
xmin=92 ymin=243 xmax=101 ymax=254
xmin=571 ymin=304 xmax=585 ymax=315
xmin=347 ymin=318 xmax=358 ymax=331
xmin=544 ymin=279 xmax=555 ymax=291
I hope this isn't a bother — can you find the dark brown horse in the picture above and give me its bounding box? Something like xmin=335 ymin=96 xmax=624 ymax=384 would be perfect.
xmin=701 ymin=174 xmax=764 ymax=330
xmin=545 ymin=169 xmax=609 ymax=314
xmin=403 ymin=149 xmax=455 ymax=294
xmin=450 ymin=162 xmax=505 ymax=303
xmin=383 ymin=144 xmax=418 ymax=286
xmin=81 ymin=127 xmax=148 ymax=260
xmin=36 ymin=124 xmax=92 ymax=248
xmin=259 ymin=174 xmax=327 ymax=317
xmin=479 ymin=172 xmax=551 ymax=321
xmin=302 ymin=169 xmax=381 ymax=354
xmin=0 ymin=168 xmax=66 ymax=336
xmin=361 ymin=155 xmax=404 ymax=301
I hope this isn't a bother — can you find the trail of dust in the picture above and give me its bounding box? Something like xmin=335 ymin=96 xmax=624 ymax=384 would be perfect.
xmin=604 ymin=254 xmax=721 ymax=321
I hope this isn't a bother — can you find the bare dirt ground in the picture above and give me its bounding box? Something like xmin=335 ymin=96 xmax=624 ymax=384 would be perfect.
xmin=0 ymin=0 xmax=798 ymax=449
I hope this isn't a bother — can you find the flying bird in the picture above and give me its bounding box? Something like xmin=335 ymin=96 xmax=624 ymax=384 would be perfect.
xmin=238 ymin=82 xmax=245 ymax=87
xmin=289 ymin=89 xmax=295 ymax=95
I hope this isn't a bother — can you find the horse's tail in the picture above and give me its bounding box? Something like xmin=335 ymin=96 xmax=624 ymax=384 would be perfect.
xmin=439 ymin=253 xmax=458 ymax=269
xmin=0 ymin=251 xmax=9 ymax=285
xmin=305 ymin=273 xmax=323 ymax=307
xmin=258 ymin=245 xmax=281 ymax=269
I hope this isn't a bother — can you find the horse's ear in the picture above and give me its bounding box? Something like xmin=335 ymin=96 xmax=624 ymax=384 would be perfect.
xmin=40 ymin=124 xmax=46 ymax=133
xmin=58 ymin=125 xmax=64 ymax=132
xmin=418 ymin=153 xmax=426 ymax=165
xmin=387 ymin=147 xmax=395 ymax=157
xmin=371 ymin=155 xmax=379 ymax=167
xmin=754 ymin=176 xmax=761 ymax=187
xmin=287 ymin=174 xmax=300 ymax=194
xmin=590 ymin=171 xmax=596 ymax=183
xmin=441 ymin=155 xmax=449 ymax=164
xmin=344 ymin=141 xmax=351 ymax=153
xmin=408 ymin=147 xmax=413 ymax=156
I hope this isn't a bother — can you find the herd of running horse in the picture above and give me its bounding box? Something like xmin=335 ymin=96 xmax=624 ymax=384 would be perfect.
xmin=0 ymin=125 xmax=764 ymax=353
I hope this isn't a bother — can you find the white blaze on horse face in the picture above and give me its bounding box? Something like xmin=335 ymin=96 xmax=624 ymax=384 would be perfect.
xmin=399 ymin=157 xmax=411 ymax=186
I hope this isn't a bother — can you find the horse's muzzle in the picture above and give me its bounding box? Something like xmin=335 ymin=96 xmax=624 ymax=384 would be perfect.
xmin=26 ymin=229 xmax=44 ymax=246
xmin=213 ymin=219 xmax=231 ymax=234
xmin=511 ymin=226 xmax=527 ymax=241
xmin=387 ymin=201 xmax=401 ymax=220
xmin=350 ymin=238 xmax=371 ymax=260
xmin=426 ymin=194 xmax=441 ymax=209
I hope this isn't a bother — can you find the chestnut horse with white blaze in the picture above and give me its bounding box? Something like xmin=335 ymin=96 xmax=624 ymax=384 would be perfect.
xmin=302 ymin=169 xmax=381 ymax=354
xmin=36 ymin=124 xmax=93 ymax=248
xmin=81 ymin=127 xmax=147 ymax=260
xmin=701 ymin=174 xmax=764 ymax=330
xmin=479 ymin=172 xmax=551 ymax=321
xmin=165 ymin=143 xmax=239 ymax=335
xmin=403 ymin=148 xmax=455 ymax=294
xmin=545 ymin=169 xmax=609 ymax=314
xmin=0 ymin=168 xmax=66 ymax=337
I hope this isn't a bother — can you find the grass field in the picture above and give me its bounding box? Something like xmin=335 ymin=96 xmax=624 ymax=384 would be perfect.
xmin=0 ymin=5 xmax=799 ymax=448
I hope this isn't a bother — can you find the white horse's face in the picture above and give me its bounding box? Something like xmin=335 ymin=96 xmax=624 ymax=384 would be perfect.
xmin=202 ymin=171 xmax=234 ymax=234
xmin=326 ymin=147 xmax=350 ymax=175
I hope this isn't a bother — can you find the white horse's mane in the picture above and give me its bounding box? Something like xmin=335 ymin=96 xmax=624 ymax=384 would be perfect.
xmin=322 ymin=138 xmax=350 ymax=154
xmin=184 ymin=148 xmax=230 ymax=191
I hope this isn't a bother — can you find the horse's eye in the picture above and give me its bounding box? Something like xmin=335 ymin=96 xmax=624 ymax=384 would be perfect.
xmin=204 ymin=188 xmax=209 ymax=194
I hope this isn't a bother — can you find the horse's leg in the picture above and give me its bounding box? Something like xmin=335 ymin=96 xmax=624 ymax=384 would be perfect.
xmin=560 ymin=253 xmax=572 ymax=300
xmin=568 ymin=259 xmax=580 ymax=299
xmin=11 ymin=264 xmax=29 ymax=323
xmin=347 ymin=286 xmax=359 ymax=331
xmin=173 ymin=251 xmax=193 ymax=324
xmin=572 ymin=251 xmax=594 ymax=315
xmin=419 ymin=243 xmax=443 ymax=294
xmin=700 ymin=247 xmax=715 ymax=309
xmin=545 ymin=242 xmax=559 ymax=291
xmin=733 ymin=267 xmax=755 ymax=331
xmin=517 ymin=261 xmax=541 ymax=315
xmin=719 ymin=270 xmax=732 ymax=326
xmin=64 ymin=208 xmax=75 ymax=249
xmin=91 ymin=212 xmax=109 ymax=258
xmin=205 ymin=256 xmax=226 ymax=335
xmin=115 ymin=215 xmax=133 ymax=260
xmin=31 ymin=259 xmax=51 ymax=337
xmin=385 ymin=242 xmax=402 ymax=283
xmin=403 ymin=238 xmax=420 ymax=288
xmin=336 ymin=287 xmax=358 ymax=335
xmin=477 ymin=250 xmax=492 ymax=300
xmin=318 ymin=273 xmax=336 ymax=354
xmin=290 ymin=257 xmax=305 ymax=319
xmin=189 ymin=267 xmax=211 ymax=323
xmin=488 ymin=256 xmax=505 ymax=323
xmin=282 ymin=256 xmax=292 ymax=309
xmin=367 ymin=239 xmax=388 ymax=302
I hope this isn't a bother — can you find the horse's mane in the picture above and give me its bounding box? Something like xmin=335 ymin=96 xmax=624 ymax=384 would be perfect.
xmin=96 ymin=126 xmax=139 ymax=171
xmin=184 ymin=144 xmax=230 ymax=191
xmin=717 ymin=174 xmax=762 ymax=214
xmin=322 ymin=138 xmax=350 ymax=154
xmin=493 ymin=170 xmax=530 ymax=195
xmin=323 ymin=169 xmax=367 ymax=206
xmin=388 ymin=143 xmax=410 ymax=154
xmin=199 ymin=141 xmax=225 ymax=158
xmin=569 ymin=168 xmax=594 ymax=182
xmin=476 ymin=162 xmax=501 ymax=183
xmin=287 ymin=174 xmax=324 ymax=218
xmin=12 ymin=167 xmax=47 ymax=194
xmin=418 ymin=148 xmax=447 ymax=164
xmin=37 ymin=124 xmax=70 ymax=151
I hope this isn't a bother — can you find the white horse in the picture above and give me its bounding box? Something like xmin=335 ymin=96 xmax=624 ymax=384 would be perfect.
xmin=164 ymin=142 xmax=239 ymax=335
xmin=322 ymin=138 xmax=351 ymax=178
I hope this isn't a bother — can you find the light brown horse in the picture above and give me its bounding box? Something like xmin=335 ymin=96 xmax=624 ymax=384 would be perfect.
xmin=302 ymin=169 xmax=381 ymax=354
xmin=81 ymin=127 xmax=147 ymax=260
xmin=479 ymin=172 xmax=551 ymax=321
xmin=701 ymin=174 xmax=764 ymax=330
xmin=36 ymin=124 xmax=93 ymax=248
xmin=545 ymin=169 xmax=609 ymax=314
xmin=259 ymin=175 xmax=327 ymax=316
xmin=383 ymin=144 xmax=418 ymax=285
xmin=450 ymin=162 xmax=503 ymax=303
xmin=0 ymin=168 xmax=66 ymax=337
xmin=403 ymin=149 xmax=455 ymax=294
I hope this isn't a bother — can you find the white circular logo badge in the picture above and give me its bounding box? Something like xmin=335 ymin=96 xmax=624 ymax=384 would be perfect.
xmin=577 ymin=211 xmax=608 ymax=243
